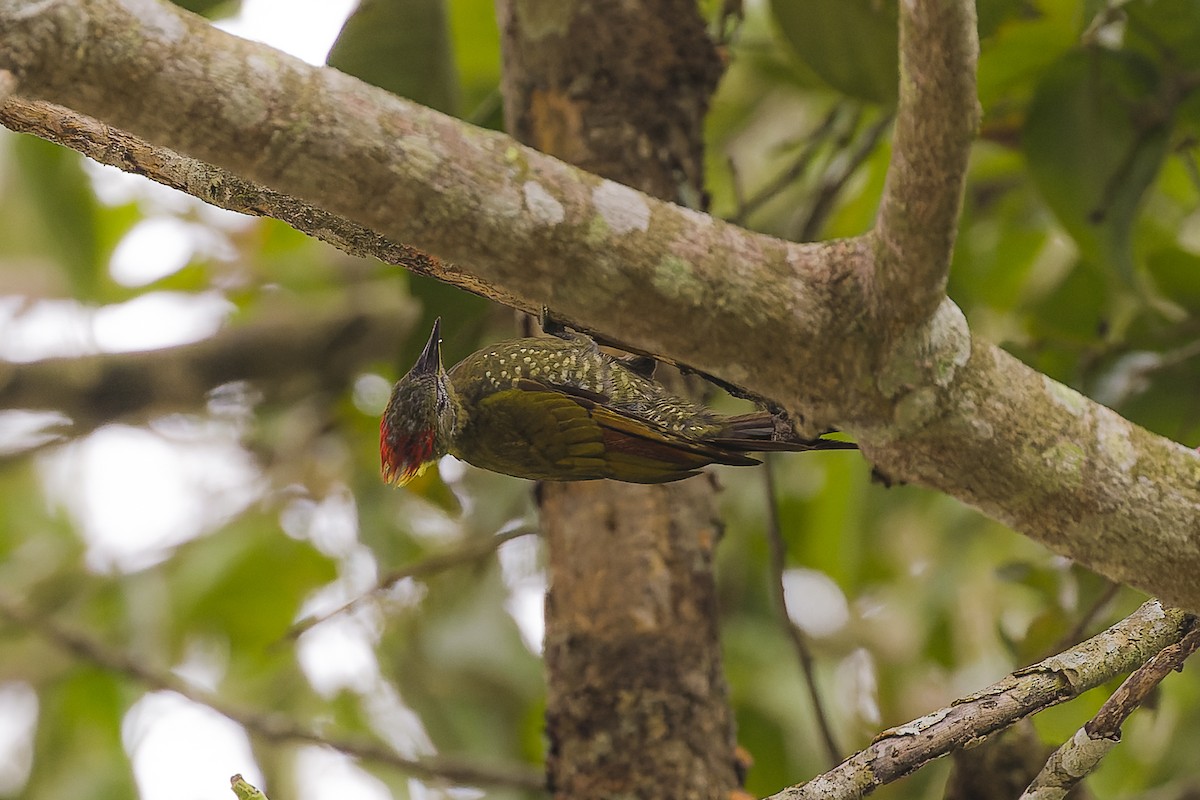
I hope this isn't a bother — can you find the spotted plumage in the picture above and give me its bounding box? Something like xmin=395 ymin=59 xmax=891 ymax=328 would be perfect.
xmin=380 ymin=319 xmax=855 ymax=485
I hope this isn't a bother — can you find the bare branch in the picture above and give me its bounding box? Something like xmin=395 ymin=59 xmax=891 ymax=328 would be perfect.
xmin=0 ymin=295 xmax=417 ymax=434
xmin=872 ymin=0 xmax=980 ymax=321
xmin=0 ymin=593 xmax=546 ymax=792
xmin=1020 ymin=618 xmax=1200 ymax=800
xmin=766 ymin=601 xmax=1194 ymax=800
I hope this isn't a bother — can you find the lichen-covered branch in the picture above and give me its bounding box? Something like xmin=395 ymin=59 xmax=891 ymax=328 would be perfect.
xmin=872 ymin=0 xmax=980 ymax=323
xmin=767 ymin=601 xmax=1194 ymax=800
xmin=2 ymin=0 xmax=1200 ymax=612
xmin=1019 ymin=617 xmax=1200 ymax=800
xmin=0 ymin=0 xmax=860 ymax=416
xmin=0 ymin=594 xmax=546 ymax=791
xmin=867 ymin=333 xmax=1200 ymax=612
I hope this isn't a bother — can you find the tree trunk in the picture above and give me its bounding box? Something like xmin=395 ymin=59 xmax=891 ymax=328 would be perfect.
xmin=495 ymin=2 xmax=734 ymax=798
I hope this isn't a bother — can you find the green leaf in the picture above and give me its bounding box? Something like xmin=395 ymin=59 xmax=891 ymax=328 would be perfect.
xmin=976 ymin=4 xmax=1078 ymax=114
xmin=327 ymin=0 xmax=460 ymax=115
xmin=770 ymin=0 xmax=898 ymax=104
xmin=976 ymin=0 xmax=1039 ymax=40
xmin=1024 ymin=49 xmax=1170 ymax=281
xmin=23 ymin=668 xmax=138 ymax=800
xmin=1028 ymin=259 xmax=1111 ymax=341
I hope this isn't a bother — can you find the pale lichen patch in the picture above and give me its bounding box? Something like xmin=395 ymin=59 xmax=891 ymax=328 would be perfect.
xmin=894 ymin=386 xmax=941 ymax=431
xmin=1043 ymin=441 xmax=1086 ymax=491
xmin=1044 ymin=376 xmax=1088 ymax=417
xmin=876 ymin=299 xmax=970 ymax=400
xmin=395 ymin=132 xmax=445 ymax=185
xmin=118 ymin=0 xmax=187 ymax=40
xmin=672 ymin=204 xmax=715 ymax=229
xmin=652 ymin=256 xmax=705 ymax=305
xmin=515 ymin=0 xmax=574 ymax=40
xmin=593 ymin=180 xmax=650 ymax=235
xmin=1095 ymin=408 xmax=1137 ymax=473
xmin=523 ymin=181 xmax=565 ymax=225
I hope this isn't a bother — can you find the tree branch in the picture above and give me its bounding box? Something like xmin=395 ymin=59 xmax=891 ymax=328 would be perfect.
xmin=0 ymin=593 xmax=546 ymax=792
xmin=0 ymin=294 xmax=417 ymax=434
xmin=1019 ymin=617 xmax=1200 ymax=799
xmin=3 ymin=0 xmax=1200 ymax=613
xmin=872 ymin=0 xmax=979 ymax=322
xmin=767 ymin=600 xmax=1194 ymax=800
xmin=0 ymin=0 xmax=861 ymax=418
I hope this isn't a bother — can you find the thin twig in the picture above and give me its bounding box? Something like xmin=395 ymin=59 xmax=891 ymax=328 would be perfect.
xmin=0 ymin=594 xmax=546 ymax=792
xmin=285 ymin=525 xmax=537 ymax=640
xmin=1019 ymin=618 xmax=1200 ymax=800
xmin=797 ymin=112 xmax=894 ymax=243
xmin=766 ymin=600 xmax=1194 ymax=800
xmin=731 ymin=103 xmax=846 ymax=226
xmin=763 ymin=456 xmax=842 ymax=768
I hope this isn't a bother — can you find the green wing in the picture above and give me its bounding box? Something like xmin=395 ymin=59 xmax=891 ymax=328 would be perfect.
xmin=453 ymin=384 xmax=757 ymax=483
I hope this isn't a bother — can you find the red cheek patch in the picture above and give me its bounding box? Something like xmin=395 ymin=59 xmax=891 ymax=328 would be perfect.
xmin=380 ymin=422 xmax=436 ymax=486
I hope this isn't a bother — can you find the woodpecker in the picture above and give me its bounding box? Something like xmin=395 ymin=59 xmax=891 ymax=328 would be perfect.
xmin=380 ymin=319 xmax=855 ymax=485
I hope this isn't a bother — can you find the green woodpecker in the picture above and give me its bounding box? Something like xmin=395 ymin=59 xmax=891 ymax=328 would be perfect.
xmin=380 ymin=319 xmax=855 ymax=485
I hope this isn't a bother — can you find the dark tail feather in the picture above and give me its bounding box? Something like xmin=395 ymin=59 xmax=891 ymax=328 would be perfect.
xmin=713 ymin=412 xmax=857 ymax=453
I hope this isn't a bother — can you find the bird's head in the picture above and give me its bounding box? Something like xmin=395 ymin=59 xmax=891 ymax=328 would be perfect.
xmin=380 ymin=318 xmax=460 ymax=486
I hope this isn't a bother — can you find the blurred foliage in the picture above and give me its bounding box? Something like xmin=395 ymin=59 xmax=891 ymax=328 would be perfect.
xmin=0 ymin=1 xmax=1199 ymax=800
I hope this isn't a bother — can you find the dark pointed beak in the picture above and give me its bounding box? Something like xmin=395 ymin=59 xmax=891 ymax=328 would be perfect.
xmin=413 ymin=317 xmax=442 ymax=374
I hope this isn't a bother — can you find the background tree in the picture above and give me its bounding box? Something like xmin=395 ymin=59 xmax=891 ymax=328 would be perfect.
xmin=1 ymin=1 xmax=1199 ymax=800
